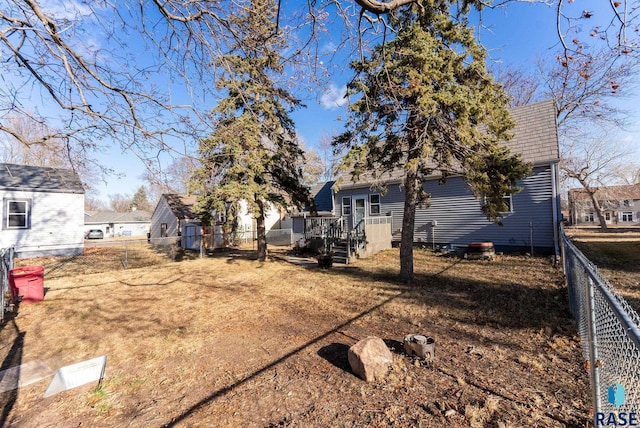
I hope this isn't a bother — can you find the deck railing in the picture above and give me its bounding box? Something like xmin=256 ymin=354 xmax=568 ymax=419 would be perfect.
xmin=304 ymin=217 xmax=344 ymax=240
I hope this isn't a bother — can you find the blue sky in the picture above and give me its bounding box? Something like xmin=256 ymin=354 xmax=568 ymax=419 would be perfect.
xmin=76 ymin=2 xmax=640 ymax=203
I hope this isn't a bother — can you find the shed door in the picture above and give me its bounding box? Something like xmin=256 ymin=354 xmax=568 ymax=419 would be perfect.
xmin=185 ymin=225 xmax=199 ymax=250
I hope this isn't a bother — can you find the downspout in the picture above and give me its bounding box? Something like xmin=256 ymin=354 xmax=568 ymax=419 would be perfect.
xmin=551 ymin=162 xmax=560 ymax=256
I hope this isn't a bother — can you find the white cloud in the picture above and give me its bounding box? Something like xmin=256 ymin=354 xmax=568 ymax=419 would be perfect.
xmin=319 ymin=84 xmax=347 ymax=110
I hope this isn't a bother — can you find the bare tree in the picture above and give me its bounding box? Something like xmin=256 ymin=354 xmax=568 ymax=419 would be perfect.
xmin=1 ymin=0 xmax=637 ymax=183
xmin=109 ymin=193 xmax=133 ymax=213
xmin=492 ymin=67 xmax=540 ymax=107
xmin=85 ymin=197 xmax=108 ymax=212
xmin=561 ymin=131 xmax=635 ymax=230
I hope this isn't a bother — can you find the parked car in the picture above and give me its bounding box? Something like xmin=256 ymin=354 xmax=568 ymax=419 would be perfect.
xmin=85 ymin=229 xmax=104 ymax=239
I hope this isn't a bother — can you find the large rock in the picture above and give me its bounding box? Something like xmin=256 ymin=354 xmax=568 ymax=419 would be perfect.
xmin=348 ymin=336 xmax=393 ymax=382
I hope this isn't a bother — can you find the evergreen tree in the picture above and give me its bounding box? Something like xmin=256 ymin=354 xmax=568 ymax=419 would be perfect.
xmin=334 ymin=3 xmax=531 ymax=282
xmin=191 ymin=0 xmax=310 ymax=261
xmin=131 ymin=186 xmax=152 ymax=212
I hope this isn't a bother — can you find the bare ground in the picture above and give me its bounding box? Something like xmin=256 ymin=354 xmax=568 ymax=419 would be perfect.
xmin=1 ymin=248 xmax=590 ymax=427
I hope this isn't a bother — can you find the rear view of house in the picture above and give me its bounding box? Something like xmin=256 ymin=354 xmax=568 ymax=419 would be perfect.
xmin=332 ymin=99 xmax=561 ymax=255
xmin=0 ymin=163 xmax=85 ymax=257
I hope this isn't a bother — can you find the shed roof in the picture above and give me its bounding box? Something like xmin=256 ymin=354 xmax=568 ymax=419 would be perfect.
xmin=161 ymin=194 xmax=198 ymax=219
xmin=0 ymin=163 xmax=84 ymax=194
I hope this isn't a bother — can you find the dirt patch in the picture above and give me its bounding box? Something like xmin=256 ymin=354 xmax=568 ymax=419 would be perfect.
xmin=2 ymin=248 xmax=590 ymax=427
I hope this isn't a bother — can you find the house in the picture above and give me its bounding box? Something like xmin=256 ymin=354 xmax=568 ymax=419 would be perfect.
xmin=0 ymin=163 xmax=85 ymax=258
xmin=150 ymin=194 xmax=281 ymax=250
xmin=278 ymin=181 xmax=335 ymax=244
xmin=568 ymin=184 xmax=640 ymax=226
xmin=150 ymin=194 xmax=203 ymax=250
xmin=305 ymin=99 xmax=561 ymax=259
xmin=84 ymin=210 xmax=152 ymax=237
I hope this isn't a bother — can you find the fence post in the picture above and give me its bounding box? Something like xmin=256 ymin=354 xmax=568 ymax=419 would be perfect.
xmin=586 ymin=275 xmax=602 ymax=421
xmin=200 ymin=234 xmax=204 ymax=258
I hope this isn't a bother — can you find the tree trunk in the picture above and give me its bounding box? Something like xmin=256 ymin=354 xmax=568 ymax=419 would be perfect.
xmin=584 ymin=186 xmax=608 ymax=232
xmin=400 ymin=170 xmax=420 ymax=283
xmin=256 ymin=198 xmax=268 ymax=261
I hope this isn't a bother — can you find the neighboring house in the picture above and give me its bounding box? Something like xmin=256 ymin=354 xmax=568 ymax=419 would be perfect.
xmin=568 ymin=184 xmax=640 ymax=227
xmin=84 ymin=210 xmax=152 ymax=237
xmin=150 ymin=194 xmax=281 ymax=250
xmin=0 ymin=163 xmax=85 ymax=257
xmin=305 ymin=99 xmax=562 ymax=257
xmin=150 ymin=194 xmax=202 ymax=250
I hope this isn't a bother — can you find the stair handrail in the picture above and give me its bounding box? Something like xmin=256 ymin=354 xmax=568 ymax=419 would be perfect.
xmin=348 ymin=218 xmax=366 ymax=258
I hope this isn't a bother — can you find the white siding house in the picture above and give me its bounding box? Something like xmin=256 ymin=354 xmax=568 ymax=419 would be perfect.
xmin=84 ymin=210 xmax=152 ymax=237
xmin=0 ymin=163 xmax=85 ymax=257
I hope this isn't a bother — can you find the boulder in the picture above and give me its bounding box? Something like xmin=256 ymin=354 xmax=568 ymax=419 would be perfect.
xmin=348 ymin=336 xmax=393 ymax=382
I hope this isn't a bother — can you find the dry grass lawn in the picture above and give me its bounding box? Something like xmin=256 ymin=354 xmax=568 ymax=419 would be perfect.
xmin=565 ymin=227 xmax=640 ymax=313
xmin=1 ymin=247 xmax=590 ymax=427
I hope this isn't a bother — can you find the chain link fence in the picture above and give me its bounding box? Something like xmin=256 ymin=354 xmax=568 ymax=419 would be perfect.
xmin=561 ymin=227 xmax=640 ymax=423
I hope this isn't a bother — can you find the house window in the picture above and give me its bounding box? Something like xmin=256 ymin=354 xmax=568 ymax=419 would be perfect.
xmin=622 ymin=212 xmax=634 ymax=222
xmin=4 ymin=199 xmax=30 ymax=229
xmin=369 ymin=194 xmax=381 ymax=215
xmin=502 ymin=195 xmax=513 ymax=213
xmin=605 ymin=212 xmax=611 ymax=222
xmin=584 ymin=212 xmax=595 ymax=222
xmin=160 ymin=223 xmax=168 ymax=237
xmin=342 ymin=197 xmax=351 ymax=216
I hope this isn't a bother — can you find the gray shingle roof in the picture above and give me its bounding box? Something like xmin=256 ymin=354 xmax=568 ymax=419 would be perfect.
xmin=85 ymin=210 xmax=152 ymax=224
xmin=336 ymin=99 xmax=559 ymax=189
xmin=0 ymin=163 xmax=84 ymax=193
xmin=163 ymin=194 xmax=198 ymax=219
xmin=569 ymin=184 xmax=640 ymax=202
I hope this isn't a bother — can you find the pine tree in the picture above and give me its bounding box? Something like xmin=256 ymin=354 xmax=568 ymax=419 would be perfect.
xmin=191 ymin=0 xmax=310 ymax=261
xmin=334 ymin=4 xmax=531 ymax=282
xmin=131 ymin=186 xmax=151 ymax=212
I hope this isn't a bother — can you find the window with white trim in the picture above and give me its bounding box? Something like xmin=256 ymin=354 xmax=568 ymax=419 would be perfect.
xmin=622 ymin=211 xmax=634 ymax=222
xmin=369 ymin=194 xmax=381 ymax=215
xmin=160 ymin=223 xmax=168 ymax=237
xmin=585 ymin=212 xmax=594 ymax=222
xmin=342 ymin=197 xmax=351 ymax=216
xmin=502 ymin=195 xmax=513 ymax=213
xmin=4 ymin=199 xmax=30 ymax=229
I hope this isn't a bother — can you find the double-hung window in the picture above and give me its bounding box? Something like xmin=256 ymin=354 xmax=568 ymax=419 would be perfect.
xmin=622 ymin=212 xmax=634 ymax=222
xmin=342 ymin=197 xmax=351 ymax=216
xmin=369 ymin=194 xmax=381 ymax=215
xmin=502 ymin=195 xmax=513 ymax=213
xmin=5 ymin=199 xmax=30 ymax=229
